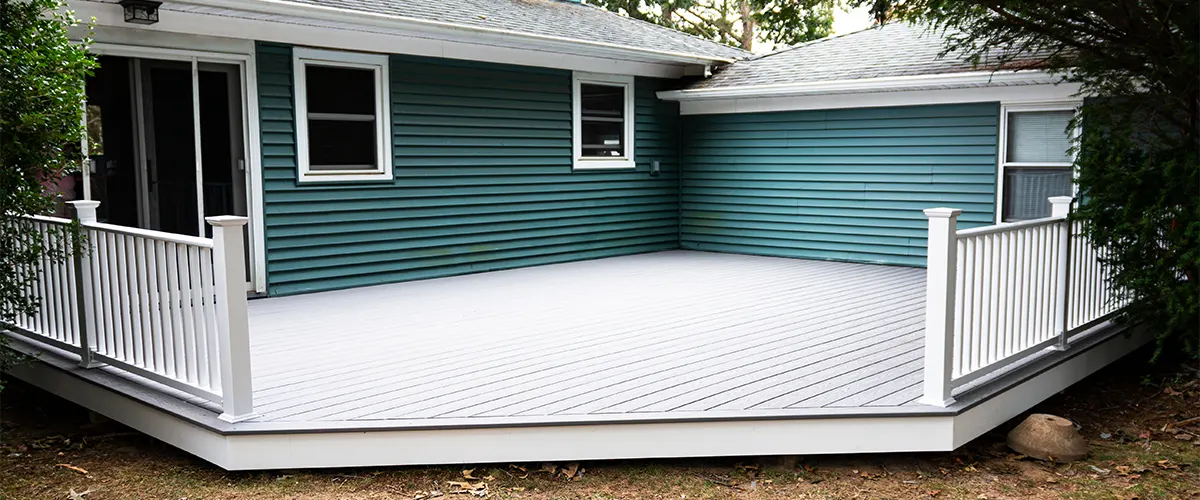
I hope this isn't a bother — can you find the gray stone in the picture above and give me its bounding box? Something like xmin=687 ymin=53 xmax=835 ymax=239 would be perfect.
xmin=1007 ymin=414 xmax=1089 ymax=462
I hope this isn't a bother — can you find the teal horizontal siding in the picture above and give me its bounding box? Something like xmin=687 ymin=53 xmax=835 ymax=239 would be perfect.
xmin=680 ymin=103 xmax=1000 ymax=266
xmin=257 ymin=43 xmax=680 ymax=295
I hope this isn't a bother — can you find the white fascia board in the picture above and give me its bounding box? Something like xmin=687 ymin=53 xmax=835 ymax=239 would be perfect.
xmin=71 ymin=1 xmax=693 ymax=78
xmin=167 ymin=0 xmax=737 ymax=66
xmin=676 ymin=81 xmax=1085 ymax=115
xmin=657 ymin=70 xmax=1064 ymax=101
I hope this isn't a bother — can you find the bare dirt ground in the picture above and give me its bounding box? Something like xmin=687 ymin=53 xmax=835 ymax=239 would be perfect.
xmin=2 ymin=347 xmax=1198 ymax=500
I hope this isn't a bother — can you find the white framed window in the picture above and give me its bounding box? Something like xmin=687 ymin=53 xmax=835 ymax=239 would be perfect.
xmin=572 ymin=72 xmax=635 ymax=170
xmin=997 ymin=101 xmax=1081 ymax=222
xmin=293 ymin=48 xmax=392 ymax=182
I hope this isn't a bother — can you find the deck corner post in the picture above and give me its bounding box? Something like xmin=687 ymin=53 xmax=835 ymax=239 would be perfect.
xmin=1050 ymin=196 xmax=1074 ymax=351
xmin=205 ymin=215 xmax=256 ymax=423
xmin=921 ymin=207 xmax=962 ymax=407
xmin=69 ymin=200 xmax=103 ymax=369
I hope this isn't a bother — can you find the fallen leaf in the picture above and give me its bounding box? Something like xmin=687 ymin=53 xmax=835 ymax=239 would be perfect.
xmin=1157 ymin=459 xmax=1181 ymax=470
xmin=561 ymin=462 xmax=579 ymax=479
xmin=462 ymin=469 xmax=478 ymax=480
xmin=56 ymin=464 xmax=88 ymax=475
xmin=927 ymin=489 xmax=942 ymax=497
xmin=1175 ymin=433 xmax=1194 ymax=441
xmin=1164 ymin=387 xmax=1183 ymax=396
xmin=538 ymin=463 xmax=558 ymax=474
xmin=1116 ymin=465 xmax=1132 ymax=475
xmin=67 ymin=488 xmax=92 ymax=500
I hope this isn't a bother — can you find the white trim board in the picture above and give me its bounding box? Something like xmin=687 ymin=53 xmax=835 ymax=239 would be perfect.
xmin=5 ymin=321 xmax=1142 ymax=470
xmin=674 ymin=83 xmax=1084 ymax=115
xmin=70 ymin=1 xmax=701 ymax=78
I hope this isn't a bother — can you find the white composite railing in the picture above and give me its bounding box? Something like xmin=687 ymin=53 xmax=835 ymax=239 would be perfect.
xmin=4 ymin=201 xmax=255 ymax=422
xmin=921 ymin=197 xmax=1128 ymax=406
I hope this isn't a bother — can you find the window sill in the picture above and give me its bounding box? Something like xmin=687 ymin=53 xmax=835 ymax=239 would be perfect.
xmin=573 ymin=158 xmax=636 ymax=171
xmin=297 ymin=170 xmax=393 ymax=183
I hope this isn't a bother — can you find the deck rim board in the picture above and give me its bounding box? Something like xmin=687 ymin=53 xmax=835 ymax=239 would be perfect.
xmin=320 ymin=269 xmax=926 ymax=421
xmin=248 ymin=256 xmax=868 ymax=389
xmin=387 ymin=276 xmax=928 ymax=419
xmin=253 ymin=256 xmax=916 ymax=417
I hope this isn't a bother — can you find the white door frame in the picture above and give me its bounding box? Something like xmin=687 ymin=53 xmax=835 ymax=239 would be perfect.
xmin=88 ymin=43 xmax=268 ymax=294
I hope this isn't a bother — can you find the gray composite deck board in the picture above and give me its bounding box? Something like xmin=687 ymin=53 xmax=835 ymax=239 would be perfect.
xmin=245 ymin=251 xmax=929 ymax=423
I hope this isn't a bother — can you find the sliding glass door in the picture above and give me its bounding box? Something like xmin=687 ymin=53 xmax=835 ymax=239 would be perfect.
xmin=85 ymin=53 xmax=253 ymax=282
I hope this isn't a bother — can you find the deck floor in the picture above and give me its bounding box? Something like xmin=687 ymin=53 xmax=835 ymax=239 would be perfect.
xmin=244 ymin=251 xmax=928 ymax=424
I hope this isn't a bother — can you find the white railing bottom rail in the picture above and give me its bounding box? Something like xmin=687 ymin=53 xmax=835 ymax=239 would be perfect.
xmin=921 ymin=197 xmax=1128 ymax=406
xmin=4 ymin=201 xmax=255 ymax=422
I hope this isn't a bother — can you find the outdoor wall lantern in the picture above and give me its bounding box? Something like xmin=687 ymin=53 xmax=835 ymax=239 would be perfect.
xmin=119 ymin=0 xmax=162 ymax=25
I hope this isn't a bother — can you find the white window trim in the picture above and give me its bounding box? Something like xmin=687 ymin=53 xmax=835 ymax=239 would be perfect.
xmin=293 ymin=47 xmax=392 ymax=183
xmin=996 ymin=100 xmax=1083 ymax=223
xmin=572 ymin=72 xmax=636 ymax=170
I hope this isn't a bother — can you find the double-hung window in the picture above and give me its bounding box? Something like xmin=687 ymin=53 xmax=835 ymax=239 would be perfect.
xmin=572 ymin=72 xmax=635 ymax=170
xmin=998 ymin=103 xmax=1079 ymax=221
xmin=293 ymin=48 xmax=392 ymax=182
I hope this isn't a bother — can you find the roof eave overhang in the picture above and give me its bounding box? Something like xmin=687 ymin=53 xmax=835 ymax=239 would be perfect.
xmin=170 ymin=0 xmax=739 ymax=66
xmin=656 ymin=70 xmax=1067 ymax=101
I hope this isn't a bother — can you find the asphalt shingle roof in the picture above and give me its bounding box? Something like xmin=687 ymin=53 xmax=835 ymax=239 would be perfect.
xmin=689 ymin=22 xmax=1043 ymax=90
xmin=283 ymin=0 xmax=749 ymax=61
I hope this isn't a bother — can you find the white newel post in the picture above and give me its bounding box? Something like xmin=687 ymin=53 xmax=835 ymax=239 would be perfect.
xmin=69 ymin=201 xmax=102 ymax=368
xmin=921 ymin=208 xmax=961 ymax=407
xmin=206 ymin=216 xmax=256 ymax=423
xmin=1050 ymin=196 xmax=1074 ymax=351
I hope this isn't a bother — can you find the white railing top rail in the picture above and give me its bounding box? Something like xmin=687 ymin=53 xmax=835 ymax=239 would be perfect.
xmin=82 ymin=221 xmax=214 ymax=248
xmin=25 ymin=214 xmax=73 ymax=225
xmin=955 ymin=214 xmax=1066 ymax=238
xmin=17 ymin=214 xmax=212 ymax=248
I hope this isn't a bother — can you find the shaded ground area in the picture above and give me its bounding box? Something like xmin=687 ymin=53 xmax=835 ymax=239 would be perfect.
xmin=2 ymin=348 xmax=1198 ymax=500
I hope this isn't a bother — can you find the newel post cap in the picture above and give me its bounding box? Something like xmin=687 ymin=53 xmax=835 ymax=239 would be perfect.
xmin=1048 ymin=196 xmax=1075 ymax=205
xmin=68 ymin=200 xmax=101 ymax=209
xmin=923 ymin=207 xmax=963 ymax=218
xmin=205 ymin=215 xmax=249 ymax=227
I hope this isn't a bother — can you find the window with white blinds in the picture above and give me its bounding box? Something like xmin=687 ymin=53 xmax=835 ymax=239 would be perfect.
xmin=999 ymin=104 xmax=1079 ymax=221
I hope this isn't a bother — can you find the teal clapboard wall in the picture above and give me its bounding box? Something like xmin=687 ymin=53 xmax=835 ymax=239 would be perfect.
xmin=257 ymin=43 xmax=681 ymax=295
xmin=679 ymin=103 xmax=999 ymax=267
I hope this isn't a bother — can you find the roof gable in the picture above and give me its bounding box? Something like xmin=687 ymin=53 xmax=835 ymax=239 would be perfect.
xmin=277 ymin=0 xmax=749 ymax=61
xmin=688 ymin=22 xmax=1046 ymax=90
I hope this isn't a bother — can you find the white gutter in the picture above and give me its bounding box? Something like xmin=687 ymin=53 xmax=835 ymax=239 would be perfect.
xmin=657 ymin=70 xmax=1064 ymax=100
xmin=169 ymin=0 xmax=740 ymax=66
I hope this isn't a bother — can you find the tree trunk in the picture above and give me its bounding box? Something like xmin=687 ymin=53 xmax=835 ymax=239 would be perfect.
xmin=739 ymin=0 xmax=754 ymax=51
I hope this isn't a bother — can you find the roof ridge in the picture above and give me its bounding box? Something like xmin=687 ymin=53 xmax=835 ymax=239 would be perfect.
xmin=575 ymin=1 xmax=752 ymax=58
xmin=746 ymin=23 xmax=886 ymax=62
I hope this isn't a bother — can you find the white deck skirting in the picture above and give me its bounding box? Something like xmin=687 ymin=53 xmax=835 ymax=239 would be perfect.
xmin=5 ymin=251 xmax=1146 ymax=469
